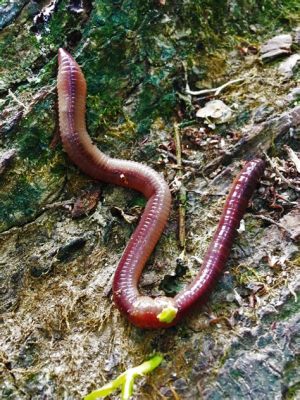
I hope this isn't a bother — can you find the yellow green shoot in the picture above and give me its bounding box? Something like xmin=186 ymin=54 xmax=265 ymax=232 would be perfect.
xmin=157 ymin=306 xmax=177 ymax=323
xmin=84 ymin=354 xmax=163 ymax=400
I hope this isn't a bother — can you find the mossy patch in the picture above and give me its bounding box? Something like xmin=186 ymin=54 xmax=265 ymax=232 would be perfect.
xmin=0 ymin=176 xmax=43 ymax=230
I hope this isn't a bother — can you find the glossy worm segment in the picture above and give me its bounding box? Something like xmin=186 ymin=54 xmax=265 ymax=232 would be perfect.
xmin=57 ymin=48 xmax=265 ymax=329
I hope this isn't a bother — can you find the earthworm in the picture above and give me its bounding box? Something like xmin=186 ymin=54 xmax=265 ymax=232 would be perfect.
xmin=57 ymin=48 xmax=265 ymax=329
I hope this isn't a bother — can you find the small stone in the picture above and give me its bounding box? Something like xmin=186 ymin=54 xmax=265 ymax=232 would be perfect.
xmin=0 ymin=149 xmax=16 ymax=175
xmin=278 ymin=54 xmax=300 ymax=78
xmin=260 ymin=34 xmax=292 ymax=62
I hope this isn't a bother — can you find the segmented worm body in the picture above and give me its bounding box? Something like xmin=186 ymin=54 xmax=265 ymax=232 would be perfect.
xmin=57 ymin=48 xmax=265 ymax=329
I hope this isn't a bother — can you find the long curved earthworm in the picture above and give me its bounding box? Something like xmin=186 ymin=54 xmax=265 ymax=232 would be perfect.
xmin=57 ymin=48 xmax=265 ymax=329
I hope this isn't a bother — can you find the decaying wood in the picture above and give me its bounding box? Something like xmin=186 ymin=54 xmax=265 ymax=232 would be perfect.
xmin=204 ymin=105 xmax=300 ymax=173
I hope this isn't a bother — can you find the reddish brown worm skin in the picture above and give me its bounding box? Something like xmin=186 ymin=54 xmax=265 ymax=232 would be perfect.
xmin=57 ymin=48 xmax=265 ymax=329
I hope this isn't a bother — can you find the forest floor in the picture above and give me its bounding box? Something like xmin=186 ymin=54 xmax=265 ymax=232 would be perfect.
xmin=0 ymin=1 xmax=299 ymax=399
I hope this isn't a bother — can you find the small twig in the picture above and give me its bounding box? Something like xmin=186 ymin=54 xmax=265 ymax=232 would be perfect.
xmin=181 ymin=158 xmax=202 ymax=167
xmin=169 ymin=386 xmax=181 ymax=400
xmin=8 ymin=85 xmax=55 ymax=113
xmin=8 ymin=89 xmax=29 ymax=111
xmin=251 ymin=214 xmax=292 ymax=237
xmin=158 ymin=148 xmax=202 ymax=167
xmin=158 ymin=148 xmax=177 ymax=163
xmin=186 ymin=77 xmax=245 ymax=96
xmin=42 ymin=199 xmax=74 ymax=211
xmin=174 ymin=123 xmax=187 ymax=249
xmin=263 ymin=152 xmax=300 ymax=192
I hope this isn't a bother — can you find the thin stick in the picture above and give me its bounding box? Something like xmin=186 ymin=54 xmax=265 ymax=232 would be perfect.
xmin=174 ymin=123 xmax=186 ymax=248
xmin=8 ymin=89 xmax=29 ymax=111
xmin=186 ymin=78 xmax=244 ymax=96
xmin=42 ymin=199 xmax=74 ymax=211
xmin=158 ymin=148 xmax=202 ymax=167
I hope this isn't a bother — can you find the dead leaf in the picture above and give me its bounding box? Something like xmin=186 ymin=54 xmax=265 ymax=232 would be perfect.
xmin=196 ymin=100 xmax=233 ymax=125
xmin=71 ymin=188 xmax=101 ymax=218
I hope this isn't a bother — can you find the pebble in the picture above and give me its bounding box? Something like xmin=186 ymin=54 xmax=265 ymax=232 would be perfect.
xmin=0 ymin=149 xmax=16 ymax=174
xmin=278 ymin=54 xmax=300 ymax=78
xmin=260 ymin=34 xmax=292 ymax=62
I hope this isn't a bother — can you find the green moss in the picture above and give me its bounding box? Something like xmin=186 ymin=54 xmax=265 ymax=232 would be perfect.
xmin=275 ymin=293 xmax=300 ymax=322
xmin=0 ymin=176 xmax=43 ymax=230
xmin=16 ymin=99 xmax=55 ymax=164
xmin=135 ymin=85 xmax=176 ymax=135
xmin=128 ymin=196 xmax=146 ymax=208
xmin=0 ymin=94 xmax=63 ymax=231
xmin=0 ymin=86 xmax=67 ymax=231
xmin=78 ymin=0 xmax=300 ymax=137
xmin=75 ymin=2 xmax=200 ymax=135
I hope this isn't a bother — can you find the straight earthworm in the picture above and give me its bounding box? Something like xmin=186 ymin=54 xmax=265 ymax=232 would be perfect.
xmin=57 ymin=48 xmax=265 ymax=329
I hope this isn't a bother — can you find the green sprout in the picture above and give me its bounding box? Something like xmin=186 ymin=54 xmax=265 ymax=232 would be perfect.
xmin=157 ymin=306 xmax=178 ymax=323
xmin=84 ymin=354 xmax=163 ymax=400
